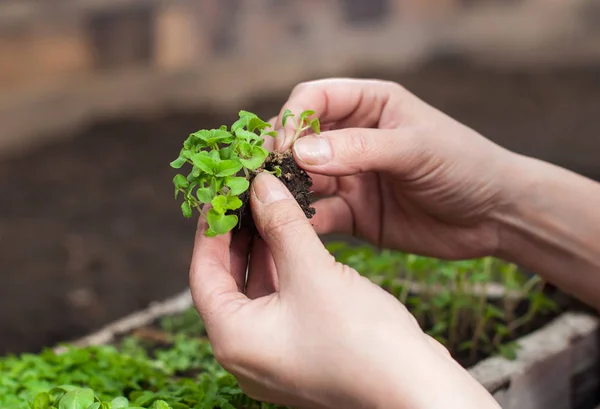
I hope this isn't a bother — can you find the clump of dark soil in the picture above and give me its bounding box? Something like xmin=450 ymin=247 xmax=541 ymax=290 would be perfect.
xmin=236 ymin=149 xmax=315 ymax=235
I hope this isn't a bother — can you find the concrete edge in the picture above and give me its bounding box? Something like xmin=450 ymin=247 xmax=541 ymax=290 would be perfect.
xmin=56 ymin=288 xmax=193 ymax=352
xmin=60 ymin=286 xmax=599 ymax=403
xmin=468 ymin=311 xmax=600 ymax=391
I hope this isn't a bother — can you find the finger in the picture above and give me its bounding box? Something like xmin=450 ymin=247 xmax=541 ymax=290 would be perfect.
xmin=229 ymin=229 xmax=252 ymax=292
xmin=310 ymin=197 xmax=354 ymax=236
xmin=245 ymin=238 xmax=279 ymax=299
xmin=261 ymin=116 xmax=279 ymax=153
xmin=292 ymin=127 xmax=425 ymax=178
xmin=250 ymin=172 xmax=332 ymax=286
xmin=189 ymin=215 xmax=248 ymax=322
xmin=308 ymin=173 xmax=338 ymax=197
xmin=274 ymin=79 xmax=403 ymax=149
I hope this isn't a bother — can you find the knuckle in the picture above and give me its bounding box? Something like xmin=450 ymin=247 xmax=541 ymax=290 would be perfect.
xmin=383 ymin=80 xmax=409 ymax=97
xmin=291 ymin=81 xmax=311 ymax=96
xmin=344 ymin=129 xmax=371 ymax=158
xmin=262 ymin=203 xmax=307 ymax=239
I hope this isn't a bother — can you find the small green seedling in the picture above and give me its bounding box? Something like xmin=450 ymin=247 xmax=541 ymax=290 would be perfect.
xmin=170 ymin=109 xmax=320 ymax=236
xmin=282 ymin=109 xmax=321 ymax=144
xmin=325 ymin=242 xmax=559 ymax=365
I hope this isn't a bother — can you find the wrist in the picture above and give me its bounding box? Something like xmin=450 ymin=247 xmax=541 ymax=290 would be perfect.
xmin=490 ymin=152 xmax=600 ymax=307
xmin=344 ymin=337 xmax=499 ymax=409
xmin=490 ymin=152 xmax=539 ymax=259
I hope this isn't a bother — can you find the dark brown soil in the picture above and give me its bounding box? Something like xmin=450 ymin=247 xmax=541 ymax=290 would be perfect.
xmin=236 ymin=150 xmax=315 ymax=235
xmin=264 ymin=150 xmax=316 ymax=220
xmin=1 ymin=59 xmax=600 ymax=356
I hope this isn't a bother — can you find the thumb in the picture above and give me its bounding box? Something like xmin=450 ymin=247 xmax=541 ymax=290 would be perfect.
xmin=250 ymin=172 xmax=332 ymax=286
xmin=292 ymin=128 xmax=426 ymax=177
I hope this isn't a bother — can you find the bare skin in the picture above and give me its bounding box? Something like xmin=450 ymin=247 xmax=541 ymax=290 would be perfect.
xmin=278 ymin=78 xmax=600 ymax=309
xmin=189 ymin=78 xmax=600 ymax=408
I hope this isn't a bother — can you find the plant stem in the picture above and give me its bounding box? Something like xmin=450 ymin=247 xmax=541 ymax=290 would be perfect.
xmin=470 ymin=258 xmax=491 ymax=361
xmin=399 ymin=257 xmax=414 ymax=304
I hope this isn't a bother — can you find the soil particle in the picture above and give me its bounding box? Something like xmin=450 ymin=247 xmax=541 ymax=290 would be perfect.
xmin=236 ymin=150 xmax=315 ymax=235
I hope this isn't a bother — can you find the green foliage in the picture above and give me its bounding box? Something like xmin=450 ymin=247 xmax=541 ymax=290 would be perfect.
xmin=281 ymin=109 xmax=321 ymax=144
xmin=170 ymin=110 xmax=275 ymax=236
xmin=2 ymin=242 xmax=559 ymax=408
xmin=171 ymin=109 xmax=320 ymax=236
xmin=325 ymin=241 xmax=559 ymax=363
xmin=1 ymin=331 xmax=283 ymax=409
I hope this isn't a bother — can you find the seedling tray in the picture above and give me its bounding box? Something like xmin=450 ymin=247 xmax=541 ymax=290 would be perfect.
xmin=67 ymin=288 xmax=599 ymax=409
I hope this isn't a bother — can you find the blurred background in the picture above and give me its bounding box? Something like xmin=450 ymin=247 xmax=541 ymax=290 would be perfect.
xmin=0 ymin=0 xmax=599 ymax=355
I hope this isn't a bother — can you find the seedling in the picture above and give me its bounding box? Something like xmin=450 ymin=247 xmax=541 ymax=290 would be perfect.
xmin=282 ymin=109 xmax=321 ymax=144
xmin=170 ymin=110 xmax=320 ymax=237
xmin=325 ymin=242 xmax=560 ymax=365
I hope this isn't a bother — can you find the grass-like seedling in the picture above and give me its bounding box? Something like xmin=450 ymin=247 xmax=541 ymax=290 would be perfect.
xmin=325 ymin=241 xmax=560 ymax=365
xmin=171 ymin=110 xmax=320 ymax=236
xmin=3 ymin=331 xmax=283 ymax=409
xmin=3 ymin=254 xmax=561 ymax=408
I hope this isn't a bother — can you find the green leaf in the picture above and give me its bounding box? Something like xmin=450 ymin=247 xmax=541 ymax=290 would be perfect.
xmin=207 ymin=209 xmax=238 ymax=235
xmin=239 ymin=141 xmax=252 ymax=157
xmin=151 ymin=400 xmax=171 ymax=409
xmin=190 ymin=129 xmax=212 ymax=142
xmin=33 ymin=393 xmax=51 ymax=409
xmin=85 ymin=404 xmax=100 ymax=409
xmin=219 ymin=146 xmax=233 ymax=160
xmin=181 ymin=201 xmax=192 ymax=218
xmin=196 ymin=187 xmax=215 ymax=204
xmin=299 ymin=109 xmax=316 ymax=122
xmin=205 ymin=129 xmax=234 ymax=146
xmin=170 ymin=156 xmax=187 ymax=169
xmin=499 ymin=343 xmax=519 ymax=360
xmin=238 ymin=110 xmax=257 ymax=120
xmin=110 ymin=397 xmax=129 ymax=409
xmin=211 ymin=195 xmax=242 ymax=213
xmin=215 ymin=159 xmax=243 ymax=177
xmin=226 ymin=196 xmax=243 ymax=211
xmin=247 ymin=117 xmax=271 ymax=133
xmin=173 ymin=174 xmax=189 ymax=190
xmin=225 ymin=177 xmax=249 ymax=195
xmin=58 ymin=388 xmax=95 ymax=409
xmin=183 ymin=134 xmax=196 ymax=149
xmin=309 ymin=118 xmax=321 ymax=135
xmin=273 ymin=165 xmax=282 ymax=178
xmin=211 ymin=195 xmax=228 ymax=214
xmin=231 ymin=110 xmax=256 ymax=132
xmin=235 ymin=129 xmax=261 ymax=143
xmin=231 ymin=118 xmax=246 ymax=133
xmin=261 ymin=130 xmax=278 ymax=138
xmin=191 ymin=153 xmax=215 ymax=174
xmin=282 ymin=109 xmax=294 ymax=126
xmin=239 ymin=146 xmax=268 ymax=170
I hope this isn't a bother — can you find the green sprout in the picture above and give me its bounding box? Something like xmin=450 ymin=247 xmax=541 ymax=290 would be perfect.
xmin=170 ymin=109 xmax=320 ymax=237
xmin=325 ymin=241 xmax=559 ymax=365
xmin=282 ymin=109 xmax=321 ymax=144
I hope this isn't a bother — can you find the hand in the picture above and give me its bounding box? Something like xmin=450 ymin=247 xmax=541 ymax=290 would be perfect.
xmin=189 ymin=173 xmax=500 ymax=409
xmin=272 ymin=78 xmax=519 ymax=260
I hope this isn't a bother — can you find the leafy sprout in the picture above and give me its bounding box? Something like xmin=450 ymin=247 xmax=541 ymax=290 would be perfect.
xmin=325 ymin=241 xmax=560 ymax=364
xmin=171 ymin=110 xmax=321 ymax=236
xmin=282 ymin=109 xmax=321 ymax=144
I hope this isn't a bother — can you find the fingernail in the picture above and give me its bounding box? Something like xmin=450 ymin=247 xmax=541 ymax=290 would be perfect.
xmin=293 ymin=136 xmax=332 ymax=165
xmin=253 ymin=173 xmax=293 ymax=205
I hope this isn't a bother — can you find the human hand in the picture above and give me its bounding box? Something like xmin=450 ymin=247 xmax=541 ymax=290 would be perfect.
xmin=189 ymin=172 xmax=500 ymax=409
xmin=272 ymin=78 xmax=519 ymax=260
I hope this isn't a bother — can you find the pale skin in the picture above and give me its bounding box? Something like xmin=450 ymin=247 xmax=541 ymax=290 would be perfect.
xmin=189 ymin=79 xmax=600 ymax=408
